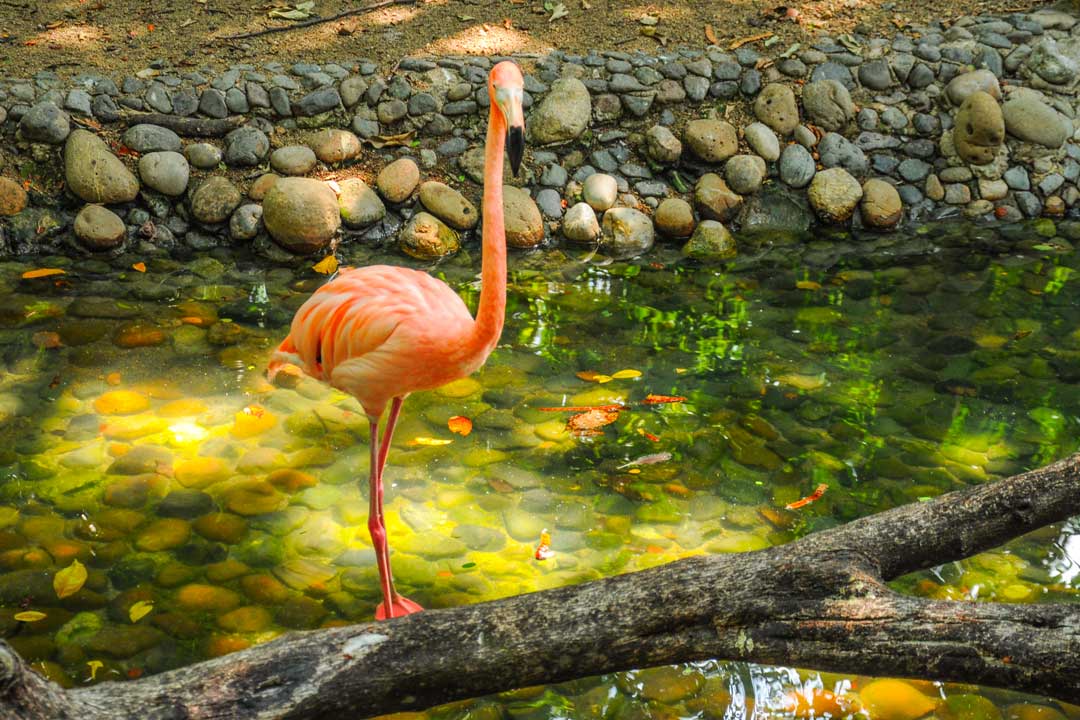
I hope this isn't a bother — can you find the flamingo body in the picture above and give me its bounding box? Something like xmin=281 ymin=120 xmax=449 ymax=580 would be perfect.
xmin=273 ymin=265 xmax=493 ymax=418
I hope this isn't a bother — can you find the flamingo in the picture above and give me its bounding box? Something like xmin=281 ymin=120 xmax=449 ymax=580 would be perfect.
xmin=268 ymin=61 xmax=525 ymax=620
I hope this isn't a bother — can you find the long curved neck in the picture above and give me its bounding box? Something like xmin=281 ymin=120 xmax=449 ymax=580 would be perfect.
xmin=471 ymin=103 xmax=507 ymax=352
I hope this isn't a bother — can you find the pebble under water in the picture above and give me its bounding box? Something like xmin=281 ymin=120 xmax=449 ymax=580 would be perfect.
xmin=0 ymin=219 xmax=1079 ymax=719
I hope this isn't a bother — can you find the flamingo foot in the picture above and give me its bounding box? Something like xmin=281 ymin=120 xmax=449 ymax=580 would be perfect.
xmin=375 ymin=595 xmax=424 ymax=620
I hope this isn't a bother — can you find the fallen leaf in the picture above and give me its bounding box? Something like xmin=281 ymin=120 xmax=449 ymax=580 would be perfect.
xmin=312 ymin=255 xmax=339 ymax=275
xmin=704 ymin=23 xmax=717 ymax=44
xmin=548 ymin=2 xmax=568 ymax=21
xmin=642 ymin=394 xmax=687 ymax=404
xmin=796 ymin=280 xmax=821 ymax=290
xmin=106 ymin=372 xmax=122 ymax=386
xmin=407 ymin=436 xmax=453 ymax=447
xmin=147 ymin=23 xmax=155 ymax=31
xmin=488 ymin=477 xmax=514 ymax=493
xmin=447 ymin=415 xmax=472 ymax=436
xmin=32 ymin=331 xmax=61 ymax=349
xmin=729 ymin=31 xmax=773 ymax=49
xmin=22 ymin=268 xmax=66 ymax=279
xmin=457 ymin=13 xmax=475 ymax=20
xmin=132 ymin=262 xmax=147 ymax=273
xmin=786 ymin=483 xmax=829 ymax=510
xmin=618 ymin=451 xmax=672 ymax=469
xmin=46 ymin=20 xmax=64 ymax=29
xmin=87 ymin=660 xmax=103 ymax=681
xmin=365 ymin=130 xmax=416 ymax=148
xmin=611 ymin=369 xmax=642 ymax=380
xmin=14 ymin=611 xmax=46 ymax=622
xmin=54 ymin=559 xmax=88 ymax=599
xmin=567 ymin=408 xmax=619 ymax=436
xmin=128 ymin=600 xmax=154 ymax=623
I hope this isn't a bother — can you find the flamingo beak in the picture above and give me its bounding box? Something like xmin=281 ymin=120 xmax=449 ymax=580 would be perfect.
xmin=495 ymin=85 xmax=525 ymax=177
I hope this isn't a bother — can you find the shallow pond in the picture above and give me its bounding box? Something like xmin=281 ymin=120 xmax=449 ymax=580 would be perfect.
xmin=0 ymin=218 xmax=1079 ymax=719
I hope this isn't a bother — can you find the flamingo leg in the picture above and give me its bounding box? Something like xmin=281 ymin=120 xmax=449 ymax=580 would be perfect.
xmin=368 ymin=399 xmax=423 ymax=620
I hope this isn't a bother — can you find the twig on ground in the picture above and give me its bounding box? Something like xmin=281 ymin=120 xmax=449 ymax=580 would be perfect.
xmin=215 ymin=0 xmax=419 ymax=42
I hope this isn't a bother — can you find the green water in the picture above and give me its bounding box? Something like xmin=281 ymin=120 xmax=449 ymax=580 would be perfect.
xmin=0 ymin=219 xmax=1079 ymax=719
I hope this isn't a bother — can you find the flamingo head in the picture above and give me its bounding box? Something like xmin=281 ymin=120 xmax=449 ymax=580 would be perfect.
xmin=489 ymin=60 xmax=525 ymax=176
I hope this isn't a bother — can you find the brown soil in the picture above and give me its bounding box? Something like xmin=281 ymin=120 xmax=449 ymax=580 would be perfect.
xmin=0 ymin=0 xmax=1047 ymax=81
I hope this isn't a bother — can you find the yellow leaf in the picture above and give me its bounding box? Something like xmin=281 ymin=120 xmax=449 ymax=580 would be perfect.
xmin=593 ymin=374 xmax=613 ymax=384
xmin=128 ymin=600 xmax=154 ymax=623
xmin=14 ymin=611 xmax=46 ymax=622
xmin=54 ymin=559 xmax=88 ymax=599
xmin=312 ymin=255 xmax=339 ymax=275
xmin=132 ymin=262 xmax=147 ymax=273
xmin=704 ymin=23 xmax=717 ymax=45
xmin=796 ymin=280 xmax=821 ymax=290
xmin=611 ymin=369 xmax=642 ymax=380
xmin=21 ymin=268 xmax=66 ymax=280
xmin=407 ymin=437 xmax=453 ymax=447
xmin=87 ymin=660 xmax=103 ymax=681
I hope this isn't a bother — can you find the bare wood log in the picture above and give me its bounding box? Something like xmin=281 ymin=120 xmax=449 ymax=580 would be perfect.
xmin=122 ymin=113 xmax=244 ymax=137
xmin=216 ymin=0 xmax=419 ymax=41
xmin=2 ymin=453 xmax=1079 ymax=720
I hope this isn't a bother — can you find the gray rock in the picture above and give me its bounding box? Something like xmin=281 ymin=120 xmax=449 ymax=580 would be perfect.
xmin=229 ymin=204 xmax=263 ymax=241
xmin=682 ymin=220 xmax=735 ymax=262
xmin=945 ymin=69 xmax=1001 ymax=105
xmin=270 ymin=146 xmax=318 ymax=176
xmin=684 ymin=118 xmax=737 ymax=162
xmin=898 ymin=158 xmax=931 ymax=183
xmin=172 ymin=89 xmax=198 ymax=116
xmin=64 ymin=129 xmax=140 ymax=204
xmin=91 ymin=94 xmax=120 ymax=122
xmin=247 ymin=82 xmax=271 ymax=109
xmin=297 ymin=87 xmax=341 ymax=116
xmin=645 ymin=124 xmax=682 ymax=164
xmin=529 ymin=78 xmax=591 ymax=145
xmin=1022 ymin=37 xmax=1079 ymax=86
xmin=739 ymin=188 xmax=812 ymax=233
xmin=800 ymin=80 xmax=855 ymax=132
xmin=338 ymin=178 xmax=386 ymax=228
xmin=263 ymin=177 xmax=340 ymax=253
xmin=123 ymin=124 xmax=181 ymax=153
xmin=779 ymin=144 xmax=816 ymax=188
xmin=808 ymin=167 xmax=862 ymax=223
xmin=535 ymin=188 xmax=563 ymax=219
xmin=1002 ymin=95 xmax=1069 ymax=148
xmin=562 ymin=202 xmax=600 ymax=243
xmin=19 ymin=102 xmax=70 ymax=143
xmin=600 ymin=207 xmax=653 ymax=259
xmin=818 ymin=132 xmax=868 ymax=175
xmin=270 ymin=87 xmax=292 ymax=117
xmin=810 ymin=62 xmax=854 ymax=88
xmin=225 ymin=87 xmax=249 ymax=114
xmin=743 ymin=122 xmax=780 ymax=162
xmin=683 ymin=76 xmax=710 ymax=102
xmin=1003 ymin=166 xmax=1030 ymax=190
xmin=138 ymin=151 xmax=190 ymax=196
xmin=880 ymin=107 xmax=908 ymax=130
xmin=224 ymin=126 xmax=270 ymax=167
xmin=408 ymin=92 xmax=439 ymax=116
xmin=146 ymin=82 xmax=174 ymax=113
xmin=419 ymin=181 xmax=478 ymax=230
xmin=944 ymin=183 xmax=971 ymax=205
xmin=74 ymin=204 xmax=125 ymax=250
xmin=198 ymin=88 xmax=228 ymax=118
xmin=190 ymin=176 xmax=242 ymax=225
xmin=858 ymin=59 xmax=893 ymax=90
xmin=583 ymin=173 xmax=618 ymax=212
xmin=65 ymin=89 xmax=93 ymax=115
xmin=907 ymin=62 xmax=935 ymax=89
xmin=377 ymin=99 xmax=408 ymax=125
xmin=724 ymin=154 xmax=766 ymax=195
xmin=753 ymin=83 xmax=799 ymax=135
xmin=185 ymin=143 xmax=223 ymax=170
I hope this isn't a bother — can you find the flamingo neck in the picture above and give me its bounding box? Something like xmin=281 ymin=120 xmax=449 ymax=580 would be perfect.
xmin=472 ymin=104 xmax=507 ymax=354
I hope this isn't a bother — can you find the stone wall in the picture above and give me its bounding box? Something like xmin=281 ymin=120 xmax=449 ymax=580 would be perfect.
xmin=0 ymin=6 xmax=1078 ymax=261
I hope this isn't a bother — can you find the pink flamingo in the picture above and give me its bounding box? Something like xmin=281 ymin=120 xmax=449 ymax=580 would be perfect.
xmin=269 ymin=61 xmax=525 ymax=620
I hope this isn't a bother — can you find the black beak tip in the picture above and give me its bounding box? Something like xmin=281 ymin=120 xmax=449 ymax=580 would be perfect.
xmin=508 ymin=126 xmax=524 ymax=177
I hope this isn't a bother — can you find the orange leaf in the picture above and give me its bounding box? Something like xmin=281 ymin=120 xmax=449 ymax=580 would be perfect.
xmin=729 ymin=31 xmax=772 ymax=49
xmin=637 ymin=428 xmax=660 ymax=442
xmin=704 ymin=23 xmax=717 ymax=45
xmin=24 ymin=39 xmax=37 ymax=46
xmin=567 ymin=408 xmax=619 ymax=436
xmin=22 ymin=268 xmax=66 ymax=279
xmin=642 ymin=394 xmax=687 ymax=405
xmin=32 ymin=331 xmax=61 ymax=349
xmin=786 ymin=483 xmax=829 ymax=510
xmin=132 ymin=262 xmax=147 ymax=273
xmin=312 ymin=255 xmax=339 ymax=275
xmin=147 ymin=23 xmax=155 ymax=31
xmin=447 ymin=415 xmax=472 ymax=436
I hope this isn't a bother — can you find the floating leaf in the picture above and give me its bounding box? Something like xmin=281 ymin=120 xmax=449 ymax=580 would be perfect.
xmin=785 ymin=483 xmax=829 ymax=510
xmin=576 ymin=370 xmax=613 ymax=383
xmin=461 ymin=562 xmax=477 ymax=569
xmin=567 ymin=408 xmax=619 ymax=436
xmin=22 ymin=268 xmax=66 ymax=280
xmin=618 ymin=451 xmax=672 ymax=469
xmin=54 ymin=559 xmax=87 ymax=599
xmin=87 ymin=660 xmax=103 ymax=681
xmin=642 ymin=394 xmax=687 ymax=405
xmin=408 ymin=436 xmax=453 ymax=447
xmin=128 ymin=600 xmax=154 ymax=623
xmin=538 ymin=404 xmax=625 ymax=413
xmin=132 ymin=262 xmax=147 ymax=273
xmin=796 ymin=280 xmax=821 ymax=290
xmin=611 ymin=369 xmax=642 ymax=380
xmin=447 ymin=415 xmax=473 ymax=436
xmin=14 ymin=611 xmax=46 ymax=622
xmin=704 ymin=23 xmax=717 ymax=44
xmin=312 ymin=255 xmax=339 ymax=275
